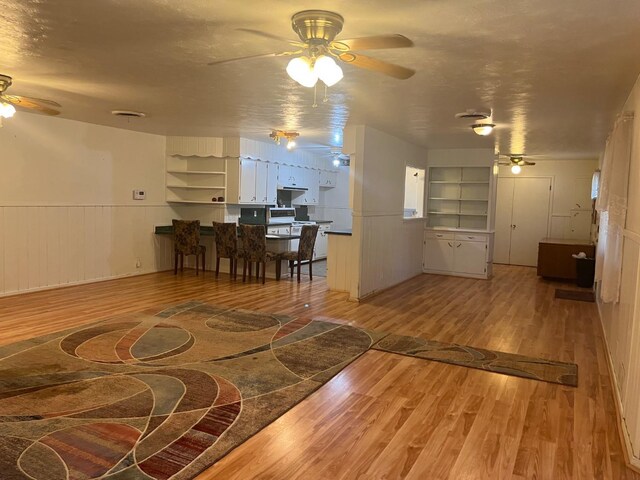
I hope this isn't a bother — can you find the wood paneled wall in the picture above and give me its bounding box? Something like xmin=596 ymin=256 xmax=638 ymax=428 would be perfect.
xmin=0 ymin=205 xmax=177 ymax=296
xmin=598 ymin=72 xmax=640 ymax=468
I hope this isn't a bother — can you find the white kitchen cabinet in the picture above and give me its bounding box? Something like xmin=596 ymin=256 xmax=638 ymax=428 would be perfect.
xmin=319 ymin=169 xmax=338 ymax=188
xmin=423 ymin=230 xmax=492 ymax=279
xmin=423 ymin=233 xmax=455 ymax=272
xmin=227 ymin=158 xmax=272 ymax=204
xmin=314 ymin=224 xmax=331 ymax=259
xmin=279 ymin=164 xmax=304 ymax=189
xmin=255 ymin=160 xmax=268 ymax=204
xmin=293 ymin=168 xmax=319 ymax=205
xmin=266 ymin=163 xmax=279 ymax=205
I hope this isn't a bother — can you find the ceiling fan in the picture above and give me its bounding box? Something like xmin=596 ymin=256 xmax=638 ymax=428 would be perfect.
xmin=498 ymin=154 xmax=536 ymax=174
xmin=0 ymin=74 xmax=61 ymax=118
xmin=209 ymin=10 xmax=415 ymax=84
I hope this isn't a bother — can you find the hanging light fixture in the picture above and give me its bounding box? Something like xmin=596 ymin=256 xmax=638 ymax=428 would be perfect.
xmin=287 ymin=54 xmax=344 ymax=88
xmin=471 ymin=123 xmax=496 ymax=136
xmin=511 ymin=165 xmax=522 ymax=174
xmin=313 ymin=55 xmax=343 ymax=86
xmin=286 ymin=57 xmax=318 ymax=88
xmin=0 ymin=101 xmax=16 ymax=118
xmin=270 ymin=130 xmax=300 ymax=149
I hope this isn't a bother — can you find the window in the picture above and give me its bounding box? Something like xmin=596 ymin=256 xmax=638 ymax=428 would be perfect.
xmin=404 ymin=166 xmax=425 ymax=218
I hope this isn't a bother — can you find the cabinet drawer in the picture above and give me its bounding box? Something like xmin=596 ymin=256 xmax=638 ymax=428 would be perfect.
xmin=454 ymin=233 xmax=488 ymax=243
xmin=425 ymin=231 xmax=455 ymax=240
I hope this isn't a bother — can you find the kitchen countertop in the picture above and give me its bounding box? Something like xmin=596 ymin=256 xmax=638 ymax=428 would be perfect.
xmin=154 ymin=226 xmax=298 ymax=240
xmin=326 ymin=229 xmax=352 ymax=236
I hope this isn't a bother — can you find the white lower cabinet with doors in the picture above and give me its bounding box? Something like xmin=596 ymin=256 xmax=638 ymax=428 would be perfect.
xmin=423 ymin=230 xmax=493 ymax=279
xmin=314 ymin=224 xmax=331 ymax=260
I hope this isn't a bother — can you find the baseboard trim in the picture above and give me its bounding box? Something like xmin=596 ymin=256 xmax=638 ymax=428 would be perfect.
xmin=0 ymin=269 xmax=168 ymax=299
xmin=595 ymin=297 xmax=640 ymax=473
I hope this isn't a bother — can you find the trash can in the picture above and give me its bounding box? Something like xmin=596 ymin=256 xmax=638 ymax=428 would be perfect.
xmin=575 ymin=257 xmax=596 ymax=288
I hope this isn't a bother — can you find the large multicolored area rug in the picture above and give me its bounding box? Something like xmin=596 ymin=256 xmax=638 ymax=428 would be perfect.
xmin=0 ymin=300 xmax=579 ymax=479
xmin=0 ymin=301 xmax=383 ymax=479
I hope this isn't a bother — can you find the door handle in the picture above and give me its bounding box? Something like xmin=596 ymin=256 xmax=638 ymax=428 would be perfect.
xmin=456 ymin=243 xmax=461 ymax=248
xmin=511 ymin=224 xmax=516 ymax=229
xmin=447 ymin=242 xmax=453 ymax=248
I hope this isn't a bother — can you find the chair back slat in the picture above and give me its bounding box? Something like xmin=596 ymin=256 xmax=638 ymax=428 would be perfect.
xmin=172 ymin=219 xmax=201 ymax=254
xmin=297 ymin=225 xmax=319 ymax=260
xmin=212 ymin=222 xmax=238 ymax=258
xmin=239 ymin=224 xmax=267 ymax=261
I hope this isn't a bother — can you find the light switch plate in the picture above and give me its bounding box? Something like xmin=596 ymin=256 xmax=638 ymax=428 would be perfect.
xmin=133 ymin=189 xmax=146 ymax=200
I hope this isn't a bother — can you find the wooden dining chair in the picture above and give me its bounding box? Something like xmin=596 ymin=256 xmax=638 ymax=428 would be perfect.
xmin=239 ymin=224 xmax=279 ymax=284
xmin=280 ymin=225 xmax=319 ymax=282
xmin=172 ymin=219 xmax=206 ymax=275
xmin=212 ymin=222 xmax=239 ymax=279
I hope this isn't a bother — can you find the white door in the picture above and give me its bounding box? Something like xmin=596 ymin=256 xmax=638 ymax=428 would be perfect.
xmin=424 ymin=237 xmax=455 ymax=271
xmin=453 ymin=241 xmax=487 ymax=275
xmin=494 ymin=178 xmax=515 ymax=264
xmin=494 ymin=177 xmax=551 ymax=267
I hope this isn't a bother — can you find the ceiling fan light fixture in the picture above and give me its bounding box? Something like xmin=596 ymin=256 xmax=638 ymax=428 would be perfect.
xmin=314 ymin=55 xmax=343 ymax=86
xmin=286 ymin=56 xmax=318 ymax=87
xmin=511 ymin=165 xmax=522 ymax=174
xmin=0 ymin=102 xmax=16 ymax=118
xmin=471 ymin=123 xmax=495 ymax=136
xmin=286 ymin=138 xmax=296 ymax=150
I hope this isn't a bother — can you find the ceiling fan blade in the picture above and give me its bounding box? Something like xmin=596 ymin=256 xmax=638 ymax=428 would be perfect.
xmin=237 ymin=28 xmax=305 ymax=47
xmin=3 ymin=94 xmax=61 ymax=108
xmin=208 ymin=50 xmax=302 ymax=66
xmin=331 ymin=34 xmax=413 ymax=52
xmin=338 ymin=52 xmax=415 ymax=79
xmin=2 ymin=94 xmax=60 ymax=115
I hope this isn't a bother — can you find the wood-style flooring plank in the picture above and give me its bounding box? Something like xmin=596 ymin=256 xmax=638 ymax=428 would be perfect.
xmin=0 ymin=265 xmax=637 ymax=479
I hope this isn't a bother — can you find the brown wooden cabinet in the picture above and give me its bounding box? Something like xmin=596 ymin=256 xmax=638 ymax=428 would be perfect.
xmin=537 ymin=238 xmax=595 ymax=280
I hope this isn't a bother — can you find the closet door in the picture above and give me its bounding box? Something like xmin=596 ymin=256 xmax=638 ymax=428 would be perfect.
xmin=509 ymin=177 xmax=551 ymax=266
xmin=494 ymin=178 xmax=515 ymax=264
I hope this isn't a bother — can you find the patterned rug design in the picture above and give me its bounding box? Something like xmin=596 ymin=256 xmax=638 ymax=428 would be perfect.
xmin=0 ymin=301 xmax=382 ymax=479
xmin=372 ymin=334 xmax=578 ymax=387
xmin=555 ymin=288 xmax=596 ymax=302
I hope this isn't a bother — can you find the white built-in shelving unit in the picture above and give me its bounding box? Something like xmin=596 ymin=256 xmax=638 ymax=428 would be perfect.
xmin=426 ymin=166 xmax=491 ymax=230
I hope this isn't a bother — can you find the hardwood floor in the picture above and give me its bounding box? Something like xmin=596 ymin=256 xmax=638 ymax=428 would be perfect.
xmin=0 ymin=265 xmax=636 ymax=479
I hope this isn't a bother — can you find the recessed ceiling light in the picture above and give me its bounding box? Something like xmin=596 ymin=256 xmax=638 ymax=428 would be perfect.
xmin=111 ymin=110 xmax=146 ymax=118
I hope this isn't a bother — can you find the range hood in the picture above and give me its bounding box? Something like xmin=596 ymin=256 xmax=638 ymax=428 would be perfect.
xmin=279 ymin=185 xmax=308 ymax=192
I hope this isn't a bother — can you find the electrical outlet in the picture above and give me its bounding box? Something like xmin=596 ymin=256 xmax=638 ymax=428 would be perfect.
xmin=133 ymin=190 xmax=146 ymax=200
xmin=135 ymin=258 xmax=141 ymax=268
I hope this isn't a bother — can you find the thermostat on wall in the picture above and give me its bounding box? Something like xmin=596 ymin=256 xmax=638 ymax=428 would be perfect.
xmin=133 ymin=189 xmax=146 ymax=200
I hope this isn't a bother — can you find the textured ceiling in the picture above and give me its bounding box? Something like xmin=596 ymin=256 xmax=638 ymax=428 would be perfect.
xmin=1 ymin=0 xmax=640 ymax=158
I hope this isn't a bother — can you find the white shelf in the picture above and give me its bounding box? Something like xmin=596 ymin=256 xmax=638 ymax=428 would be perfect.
xmin=167 ymin=170 xmax=226 ymax=175
xmin=427 ymin=166 xmax=492 ymax=230
xmin=167 ymin=185 xmax=226 ymax=190
xmin=428 ymin=211 xmax=487 ymax=217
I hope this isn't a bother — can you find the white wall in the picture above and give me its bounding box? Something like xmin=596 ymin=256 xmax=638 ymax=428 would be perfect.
xmin=598 ymin=72 xmax=640 ymax=467
xmin=344 ymin=125 xmax=427 ymax=300
xmin=498 ymin=159 xmax=598 ymax=240
xmin=0 ymin=112 xmax=174 ymax=296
